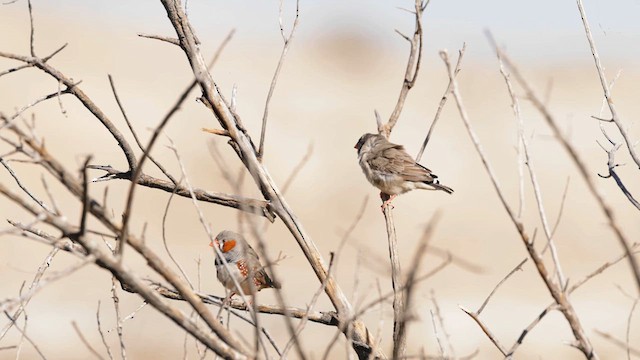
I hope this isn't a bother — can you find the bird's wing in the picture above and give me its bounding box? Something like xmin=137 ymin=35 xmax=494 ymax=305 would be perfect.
xmin=243 ymin=241 xmax=262 ymax=264
xmin=368 ymin=143 xmax=436 ymax=183
xmin=244 ymin=242 xmax=281 ymax=289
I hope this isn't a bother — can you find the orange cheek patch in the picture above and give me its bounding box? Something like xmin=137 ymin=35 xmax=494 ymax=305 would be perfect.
xmin=222 ymin=239 xmax=236 ymax=253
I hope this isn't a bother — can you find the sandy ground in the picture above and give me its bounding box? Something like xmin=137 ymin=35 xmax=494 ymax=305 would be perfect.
xmin=1 ymin=1 xmax=639 ymax=359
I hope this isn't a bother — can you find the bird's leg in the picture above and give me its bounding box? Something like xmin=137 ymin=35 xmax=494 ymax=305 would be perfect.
xmin=221 ymin=291 xmax=235 ymax=308
xmin=380 ymin=192 xmax=396 ymax=210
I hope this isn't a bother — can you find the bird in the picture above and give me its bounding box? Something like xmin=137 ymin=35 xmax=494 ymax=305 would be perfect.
xmin=354 ymin=133 xmax=453 ymax=208
xmin=210 ymin=230 xmax=281 ymax=300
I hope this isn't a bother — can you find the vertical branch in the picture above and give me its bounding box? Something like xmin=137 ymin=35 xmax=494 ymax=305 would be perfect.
xmin=384 ymin=203 xmax=405 ymax=359
xmin=27 ymin=0 xmax=35 ymax=57
xmin=257 ymin=0 xmax=300 ymax=160
xmin=376 ymin=3 xmax=430 ymax=357
xmin=384 ymin=0 xmax=427 ymax=136
xmin=394 ymin=214 xmax=441 ymax=359
xmin=110 ymin=277 xmax=126 ymax=360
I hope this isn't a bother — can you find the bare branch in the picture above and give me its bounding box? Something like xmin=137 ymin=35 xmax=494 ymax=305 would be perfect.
xmin=595 ymin=330 xmax=640 ymax=357
xmin=416 ymin=43 xmax=466 ymax=162
xmin=492 ymin=42 xmax=566 ymax=286
xmin=27 ymin=0 xmax=35 ymax=56
xmin=108 ymin=75 xmax=177 ymax=185
xmin=598 ymin=139 xmax=640 ymax=211
xmin=87 ymin=164 xmax=274 ymax=220
xmin=384 ymin=0 xmax=427 ymax=136
xmin=395 ymin=213 xmax=442 ymax=359
xmin=72 ymin=321 xmax=105 ymax=360
xmin=382 ymin=194 xmax=406 ymax=359
xmin=96 ymin=302 xmax=115 ymax=360
xmin=461 ymin=306 xmax=508 ymax=356
xmin=477 ymin=258 xmax=527 ymax=315
xmin=3 ymin=310 xmax=47 ymax=360
xmin=281 ymin=142 xmax=313 ymax=195
xmin=495 ymin=42 xmax=640 ymax=292
xmin=576 ymin=0 xmax=640 ymax=169
xmin=137 ymin=33 xmax=180 ymax=46
xmin=442 ymin=47 xmax=598 ymax=359
xmin=257 ymin=0 xmax=300 ymax=160
xmin=0 ymin=158 xmax=55 ymax=214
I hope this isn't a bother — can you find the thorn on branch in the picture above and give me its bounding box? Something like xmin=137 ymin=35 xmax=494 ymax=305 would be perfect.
xmin=137 ymin=33 xmax=181 ymax=46
xmin=202 ymin=127 xmax=230 ymax=137
xmin=591 ymin=115 xmax=614 ymax=122
xmin=394 ymin=29 xmax=411 ymax=42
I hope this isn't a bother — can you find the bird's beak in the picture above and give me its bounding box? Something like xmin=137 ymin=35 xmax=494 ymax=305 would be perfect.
xmin=209 ymin=238 xmax=219 ymax=248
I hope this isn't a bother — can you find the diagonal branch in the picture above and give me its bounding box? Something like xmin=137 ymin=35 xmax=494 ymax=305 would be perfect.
xmin=575 ymin=0 xmax=640 ymax=169
xmin=158 ymin=1 xmax=382 ymax=358
xmin=494 ymin=44 xmax=640 ymax=293
xmin=441 ymin=47 xmax=598 ymax=359
xmin=0 ymin=51 xmax=138 ymax=170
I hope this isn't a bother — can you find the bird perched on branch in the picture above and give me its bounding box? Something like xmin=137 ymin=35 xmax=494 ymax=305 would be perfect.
xmin=355 ymin=133 xmax=453 ymax=208
xmin=210 ymin=230 xmax=280 ymax=300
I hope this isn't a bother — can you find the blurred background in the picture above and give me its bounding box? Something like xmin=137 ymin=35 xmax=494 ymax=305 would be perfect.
xmin=1 ymin=0 xmax=639 ymax=359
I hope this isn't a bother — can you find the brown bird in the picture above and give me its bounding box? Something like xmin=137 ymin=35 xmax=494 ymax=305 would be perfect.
xmin=210 ymin=230 xmax=280 ymax=299
xmin=355 ymin=133 xmax=453 ymax=207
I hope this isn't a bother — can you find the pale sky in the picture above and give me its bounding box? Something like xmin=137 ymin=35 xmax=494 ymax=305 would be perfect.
xmin=30 ymin=0 xmax=640 ymax=64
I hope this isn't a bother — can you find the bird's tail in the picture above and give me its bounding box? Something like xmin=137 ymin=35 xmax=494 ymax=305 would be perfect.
xmin=265 ymin=273 xmax=282 ymax=289
xmin=429 ymin=178 xmax=454 ymax=194
xmin=434 ymin=183 xmax=454 ymax=194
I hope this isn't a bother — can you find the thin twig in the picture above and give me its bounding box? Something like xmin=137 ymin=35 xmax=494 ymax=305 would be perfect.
xmin=597 ymin=135 xmax=640 ymax=211
xmin=96 ymin=302 xmax=115 ymax=360
xmin=161 ymin=176 xmax=195 ymax=287
xmin=137 ymin=33 xmax=180 ymax=46
xmin=477 ymin=258 xmax=528 ymax=315
xmin=384 ymin=0 xmax=427 ymax=137
xmin=27 ymin=0 xmax=35 ymax=57
xmin=108 ymin=75 xmax=177 ymax=185
xmin=493 ymin=43 xmax=566 ymax=286
xmin=3 ymin=311 xmax=47 ymax=360
xmin=594 ymin=330 xmax=640 ymax=357
xmin=257 ymin=0 xmax=300 ymax=160
xmin=281 ymin=142 xmax=313 ymax=195
xmin=72 ymin=321 xmax=106 ymax=360
xmin=0 ymin=158 xmax=54 ymax=214
xmin=626 ymin=298 xmax=638 ymax=360
xmin=110 ymin=277 xmax=126 ymax=360
xmin=416 ymin=43 xmax=466 ymax=162
xmin=459 ymin=306 xmax=508 ymax=357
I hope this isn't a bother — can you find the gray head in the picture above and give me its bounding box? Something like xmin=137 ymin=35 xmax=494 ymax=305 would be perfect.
xmin=212 ymin=230 xmax=247 ymax=262
xmin=354 ymin=133 xmax=380 ymax=154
